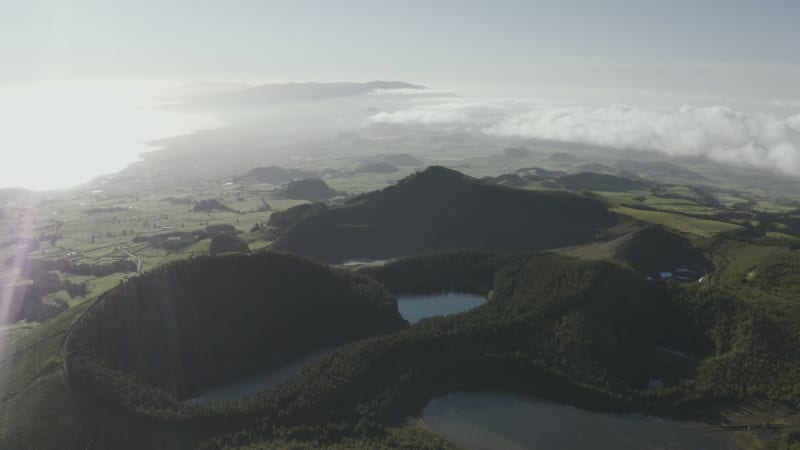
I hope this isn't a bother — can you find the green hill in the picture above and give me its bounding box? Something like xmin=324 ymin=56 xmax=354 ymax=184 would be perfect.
xmin=242 ymin=165 xmax=294 ymax=184
xmin=613 ymin=226 xmax=713 ymax=275
xmin=617 ymin=159 xmax=704 ymax=181
xmin=198 ymin=252 xmax=697 ymax=448
xmin=706 ymin=237 xmax=800 ymax=301
xmin=269 ymin=166 xmax=619 ymax=262
xmin=67 ymin=252 xmax=404 ymax=403
xmin=355 ymin=162 xmax=399 ymax=173
xmin=5 ymin=248 xmax=800 ymax=448
xmin=275 ymin=178 xmax=341 ymax=201
xmin=516 ymin=167 xmax=567 ymax=179
xmin=556 ymin=172 xmax=651 ymax=192
xmin=209 ymin=234 xmax=249 ymax=255
xmin=226 ymin=251 xmax=800 ymax=448
xmin=239 ymin=166 xmax=318 ymax=184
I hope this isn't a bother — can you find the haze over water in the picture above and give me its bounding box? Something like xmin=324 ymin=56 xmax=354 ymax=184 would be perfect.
xmin=4 ymin=1 xmax=800 ymax=192
xmin=0 ymin=80 xmax=220 ymax=191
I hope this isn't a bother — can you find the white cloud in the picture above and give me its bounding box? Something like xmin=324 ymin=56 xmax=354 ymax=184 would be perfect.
xmin=370 ymin=97 xmax=800 ymax=176
xmin=487 ymin=105 xmax=800 ymax=174
xmin=371 ymin=108 xmax=470 ymax=124
xmin=369 ymin=100 xmax=510 ymax=125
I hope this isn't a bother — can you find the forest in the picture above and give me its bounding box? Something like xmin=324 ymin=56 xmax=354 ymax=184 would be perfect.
xmin=270 ymin=166 xmax=618 ymax=262
xmin=67 ymin=252 xmax=405 ymax=404
xmin=60 ymin=247 xmax=800 ymax=448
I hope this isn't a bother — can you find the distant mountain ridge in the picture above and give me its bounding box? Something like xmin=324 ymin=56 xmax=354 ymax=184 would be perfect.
xmin=237 ymin=166 xmax=318 ymax=184
xmin=181 ymin=80 xmax=426 ymax=108
xmin=556 ymin=172 xmax=651 ymax=192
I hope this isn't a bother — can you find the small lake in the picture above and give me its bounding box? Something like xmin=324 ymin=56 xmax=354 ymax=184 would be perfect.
xmin=185 ymin=346 xmax=340 ymax=405
xmin=186 ymin=292 xmax=486 ymax=404
xmin=396 ymin=291 xmax=486 ymax=324
xmin=424 ymin=391 xmax=733 ymax=450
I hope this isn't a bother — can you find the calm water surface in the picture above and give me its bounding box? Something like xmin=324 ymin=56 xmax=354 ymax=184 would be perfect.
xmin=424 ymin=391 xmax=734 ymax=450
xmin=396 ymin=291 xmax=486 ymax=324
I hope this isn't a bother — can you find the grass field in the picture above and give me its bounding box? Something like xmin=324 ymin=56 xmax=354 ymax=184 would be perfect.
xmin=0 ymin=301 xmax=90 ymax=448
xmin=553 ymin=232 xmax=634 ymax=262
xmin=611 ymin=206 xmax=742 ymax=237
xmin=705 ymin=239 xmax=800 ymax=303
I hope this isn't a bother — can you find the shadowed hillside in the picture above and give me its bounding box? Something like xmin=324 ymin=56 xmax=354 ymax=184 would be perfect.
xmin=275 ymin=178 xmax=341 ymax=201
xmin=237 ymin=166 xmax=318 ymax=184
xmin=613 ymin=226 xmax=713 ymax=275
xmin=67 ymin=252 xmax=404 ymax=401
xmin=556 ymin=172 xmax=651 ymax=192
xmin=268 ymin=166 xmax=619 ymax=262
xmin=7 ymin=249 xmax=800 ymax=449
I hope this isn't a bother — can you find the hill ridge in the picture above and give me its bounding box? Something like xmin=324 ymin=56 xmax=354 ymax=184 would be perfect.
xmin=270 ymin=166 xmax=618 ymax=262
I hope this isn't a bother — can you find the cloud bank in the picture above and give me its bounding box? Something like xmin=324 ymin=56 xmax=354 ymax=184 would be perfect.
xmin=370 ymin=99 xmax=800 ymax=175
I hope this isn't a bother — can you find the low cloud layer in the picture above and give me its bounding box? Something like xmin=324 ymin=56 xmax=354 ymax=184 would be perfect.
xmin=370 ymin=98 xmax=800 ymax=175
xmin=489 ymin=105 xmax=800 ymax=173
xmin=370 ymin=100 xmax=508 ymax=125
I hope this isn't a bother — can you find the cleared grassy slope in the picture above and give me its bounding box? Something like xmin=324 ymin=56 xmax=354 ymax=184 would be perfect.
xmin=612 ymin=206 xmax=741 ymax=237
xmin=0 ymin=302 xmax=92 ymax=448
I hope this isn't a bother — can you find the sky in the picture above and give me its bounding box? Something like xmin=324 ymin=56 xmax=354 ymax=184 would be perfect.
xmin=4 ymin=0 xmax=800 ymax=95
xmin=2 ymin=0 xmax=800 ymax=189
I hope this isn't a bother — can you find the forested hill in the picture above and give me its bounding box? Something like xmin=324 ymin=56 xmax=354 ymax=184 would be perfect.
xmin=9 ymin=247 xmax=800 ymax=449
xmin=67 ymin=252 xmax=404 ymax=400
xmin=269 ymin=166 xmax=619 ymax=262
xmin=613 ymin=226 xmax=714 ymax=275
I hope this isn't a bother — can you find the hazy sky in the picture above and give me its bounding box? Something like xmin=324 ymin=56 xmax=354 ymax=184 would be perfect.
xmin=4 ymin=0 xmax=800 ymax=97
xmin=3 ymin=1 xmax=800 ymax=190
